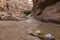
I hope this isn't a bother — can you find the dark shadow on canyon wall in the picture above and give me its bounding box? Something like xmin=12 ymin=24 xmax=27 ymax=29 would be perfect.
xmin=31 ymin=0 xmax=60 ymax=24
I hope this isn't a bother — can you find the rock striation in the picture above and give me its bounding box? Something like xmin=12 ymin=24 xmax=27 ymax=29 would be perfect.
xmin=0 ymin=0 xmax=32 ymax=20
xmin=31 ymin=0 xmax=60 ymax=24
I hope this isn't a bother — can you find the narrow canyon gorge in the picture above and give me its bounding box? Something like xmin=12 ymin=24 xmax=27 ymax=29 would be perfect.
xmin=0 ymin=0 xmax=60 ymax=40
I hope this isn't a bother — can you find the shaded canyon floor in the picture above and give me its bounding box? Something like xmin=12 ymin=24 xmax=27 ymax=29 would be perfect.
xmin=0 ymin=18 xmax=60 ymax=40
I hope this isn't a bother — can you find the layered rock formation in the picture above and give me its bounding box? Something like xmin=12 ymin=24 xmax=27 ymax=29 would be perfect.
xmin=6 ymin=0 xmax=30 ymax=17
xmin=40 ymin=1 xmax=60 ymax=24
xmin=0 ymin=0 xmax=32 ymax=20
xmin=32 ymin=0 xmax=60 ymax=24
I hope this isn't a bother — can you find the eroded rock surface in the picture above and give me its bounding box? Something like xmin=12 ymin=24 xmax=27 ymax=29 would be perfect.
xmin=31 ymin=0 xmax=60 ymax=24
xmin=40 ymin=1 xmax=60 ymax=24
xmin=0 ymin=0 xmax=32 ymax=20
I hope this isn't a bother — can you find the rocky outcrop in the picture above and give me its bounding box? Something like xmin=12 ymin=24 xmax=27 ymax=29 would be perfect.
xmin=0 ymin=0 xmax=32 ymax=20
xmin=0 ymin=0 xmax=6 ymax=11
xmin=6 ymin=0 xmax=30 ymax=17
xmin=40 ymin=1 xmax=60 ymax=24
xmin=32 ymin=0 xmax=59 ymax=16
xmin=31 ymin=0 xmax=60 ymax=24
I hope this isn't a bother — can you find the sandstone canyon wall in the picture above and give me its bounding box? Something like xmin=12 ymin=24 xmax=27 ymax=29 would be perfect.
xmin=6 ymin=0 xmax=30 ymax=17
xmin=0 ymin=0 xmax=32 ymax=20
xmin=0 ymin=0 xmax=29 ymax=16
xmin=32 ymin=0 xmax=60 ymax=24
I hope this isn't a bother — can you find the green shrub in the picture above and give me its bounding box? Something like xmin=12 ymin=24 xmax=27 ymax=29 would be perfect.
xmin=23 ymin=10 xmax=31 ymax=16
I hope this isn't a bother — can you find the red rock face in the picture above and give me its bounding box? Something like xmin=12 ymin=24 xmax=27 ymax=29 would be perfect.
xmin=40 ymin=1 xmax=60 ymax=24
xmin=32 ymin=0 xmax=59 ymax=17
xmin=32 ymin=0 xmax=60 ymax=24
